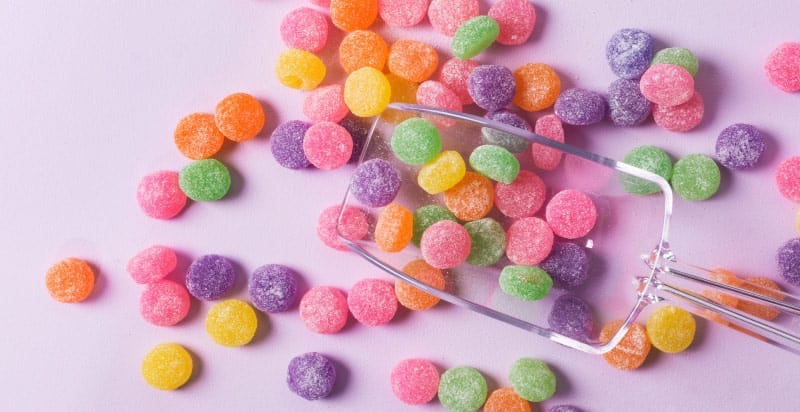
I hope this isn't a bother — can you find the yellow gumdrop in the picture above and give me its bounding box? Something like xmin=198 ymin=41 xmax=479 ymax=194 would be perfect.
xmin=383 ymin=74 xmax=418 ymax=123
xmin=418 ymin=150 xmax=466 ymax=194
xmin=344 ymin=67 xmax=391 ymax=117
xmin=646 ymin=305 xmax=696 ymax=354
xmin=206 ymin=299 xmax=259 ymax=347
xmin=276 ymin=49 xmax=326 ymax=90
xmin=141 ymin=343 xmax=193 ymax=390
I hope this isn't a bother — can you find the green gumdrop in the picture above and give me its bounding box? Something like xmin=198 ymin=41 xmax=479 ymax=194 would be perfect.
xmin=469 ymin=144 xmax=520 ymax=183
xmin=438 ymin=366 xmax=488 ymax=412
xmin=509 ymin=358 xmax=557 ymax=402
xmin=651 ymin=47 xmax=699 ymax=76
xmin=464 ymin=218 xmax=507 ymax=266
xmin=620 ymin=145 xmax=673 ymax=195
xmin=671 ymin=154 xmax=720 ymax=201
xmin=412 ymin=205 xmax=458 ymax=246
xmin=391 ymin=117 xmax=442 ymax=165
xmin=452 ymin=16 xmax=499 ymax=60
xmin=481 ymin=127 xmax=530 ymax=153
xmin=499 ymin=265 xmax=552 ymax=300
xmin=179 ymin=159 xmax=231 ymax=201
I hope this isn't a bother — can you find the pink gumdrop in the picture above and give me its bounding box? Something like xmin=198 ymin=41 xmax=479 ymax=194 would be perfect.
xmin=417 ymin=81 xmax=462 ymax=127
xmin=299 ymin=286 xmax=349 ymax=334
xmin=280 ymin=7 xmax=329 ymax=52
xmin=776 ymin=156 xmax=800 ymax=202
xmin=303 ymin=84 xmax=350 ymax=123
xmin=391 ymin=358 xmax=440 ymax=405
xmin=506 ymin=217 xmax=554 ymax=265
xmin=347 ymin=278 xmax=398 ymax=326
xmin=438 ymin=58 xmax=478 ymax=105
xmin=136 ymin=170 xmax=187 ymax=219
xmin=546 ymin=189 xmax=597 ymax=239
xmin=309 ymin=0 xmax=331 ymax=6
xmin=303 ymin=121 xmax=354 ymax=170
xmin=421 ymin=220 xmax=471 ymax=269
xmin=428 ymin=0 xmax=479 ymax=37
xmin=378 ymin=0 xmax=427 ymax=27
xmin=652 ymin=91 xmax=704 ymax=132
xmin=317 ymin=205 xmax=369 ymax=251
xmin=139 ymin=280 xmax=191 ymax=326
xmin=640 ymin=64 xmax=694 ymax=106
xmin=532 ymin=114 xmax=565 ymax=171
xmin=488 ymin=0 xmax=537 ymax=46
xmin=127 ymin=245 xmax=178 ymax=284
xmin=495 ymin=170 xmax=547 ymax=218
xmin=765 ymin=42 xmax=800 ymax=92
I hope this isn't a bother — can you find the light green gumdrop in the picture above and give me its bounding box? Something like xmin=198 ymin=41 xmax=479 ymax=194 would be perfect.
xmin=509 ymin=358 xmax=556 ymax=402
xmin=651 ymin=47 xmax=699 ymax=76
xmin=499 ymin=265 xmax=552 ymax=301
xmin=671 ymin=154 xmax=720 ymax=201
xmin=438 ymin=366 xmax=488 ymax=412
xmin=452 ymin=16 xmax=499 ymax=60
xmin=391 ymin=117 xmax=442 ymax=165
xmin=179 ymin=159 xmax=231 ymax=201
xmin=464 ymin=218 xmax=507 ymax=266
xmin=469 ymin=144 xmax=520 ymax=183
xmin=620 ymin=145 xmax=673 ymax=195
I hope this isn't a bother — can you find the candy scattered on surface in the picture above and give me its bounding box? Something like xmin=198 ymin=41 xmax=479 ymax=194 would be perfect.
xmin=347 ymin=278 xmax=398 ymax=326
xmin=483 ymin=387 xmax=531 ymax=412
xmin=764 ymin=42 xmax=800 ymax=92
xmin=599 ymin=320 xmax=651 ymax=370
xmin=287 ymin=352 xmax=337 ymax=400
xmin=375 ymin=203 xmax=414 ymax=252
xmin=494 ymin=170 xmax=546 ymax=218
xmin=136 ymin=170 xmax=187 ymax=219
xmin=652 ymin=90 xmax=704 ymax=132
xmin=45 ymin=258 xmax=94 ymax=303
xmin=540 ymin=242 xmax=590 ymax=290
xmin=418 ymin=150 xmax=467 ymax=194
xmin=174 ymin=113 xmax=225 ymax=160
xmin=483 ymin=109 xmax=531 ymax=153
xmin=214 ymin=92 xmax=265 ymax=142
xmin=303 ymin=84 xmax=349 ymax=123
xmin=178 ymin=159 xmax=231 ymax=202
xmin=205 ymin=299 xmax=258 ymax=347
xmin=276 ymin=49 xmax=326 ymax=90
xmin=439 ymin=58 xmax=478 ymax=105
xmin=776 ymin=156 xmax=800 ymax=202
xmin=670 ymin=154 xmax=720 ymax=201
xmin=509 ymin=358 xmax=556 ymax=402
xmin=416 ymin=80 xmax=463 ymax=118
xmin=249 ymin=264 xmax=299 ymax=313
xmin=388 ymin=39 xmax=439 ymax=83
xmin=127 ymin=245 xmax=177 ymax=284
xmin=299 ymin=286 xmax=349 ymax=334
xmin=554 ymin=88 xmax=606 ymax=126
xmin=339 ymin=30 xmax=388 ymax=73
xmin=469 ymin=144 xmax=520 ymax=184
xmin=545 ymin=189 xmax=597 ymax=239
xmin=640 ymin=64 xmax=694 ymax=107
xmin=280 ymin=7 xmax=329 ymax=52
xmin=488 ymin=0 xmax=536 ymax=46
xmin=464 ymin=218 xmax=507 ymax=267
xmin=651 ymin=47 xmax=699 ymax=76
xmin=646 ymin=305 xmax=696 ymax=353
xmin=427 ymin=0 xmax=479 ymax=37
xmin=620 ymin=145 xmax=673 ymax=195
xmin=421 ymin=220 xmax=471 ymax=269
xmin=451 ymin=16 xmax=500 ymax=60
xmin=506 ymin=217 xmax=554 ymax=265
xmin=316 ymin=205 xmax=369 ymax=251
xmin=344 ymin=67 xmax=391 ymax=117
xmin=499 ymin=265 xmax=553 ymax=301
xmin=606 ymin=28 xmax=655 ymax=80
xmin=777 ymin=238 xmax=800 ymax=285
xmin=715 ymin=123 xmax=765 ymax=169
xmin=330 ymin=0 xmax=378 ymax=32
xmin=140 ymin=280 xmax=191 ymax=326
xmin=303 ymin=121 xmax=353 ymax=170
xmin=513 ymin=63 xmax=561 ymax=112
xmin=141 ymin=343 xmax=193 ymax=390
xmin=271 ymin=120 xmax=312 ymax=169
xmin=185 ymin=254 xmax=236 ymax=301
xmin=438 ymin=366 xmax=488 ymax=412
xmin=378 ymin=0 xmax=427 ymax=27
xmin=468 ymin=64 xmax=516 ymax=111
xmin=391 ymin=117 xmax=442 ymax=165
xmin=532 ymin=114 xmax=565 ymax=171
xmin=607 ymin=78 xmax=651 ymax=126
xmin=390 ymin=358 xmax=440 ymax=405
xmin=350 ymin=158 xmax=402 ymax=207
xmin=396 ymin=259 xmax=446 ymax=310
xmin=548 ymin=293 xmax=594 ymax=342
xmin=443 ymin=172 xmax=494 ymax=221
xmin=412 ymin=204 xmax=458 ymax=246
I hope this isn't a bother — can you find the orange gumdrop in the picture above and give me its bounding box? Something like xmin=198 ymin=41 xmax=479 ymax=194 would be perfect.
xmin=599 ymin=320 xmax=651 ymax=371
xmin=214 ymin=93 xmax=265 ymax=142
xmin=513 ymin=63 xmax=561 ymax=112
xmin=339 ymin=30 xmax=388 ymax=73
xmin=443 ymin=172 xmax=494 ymax=221
xmin=737 ymin=277 xmax=784 ymax=321
xmin=483 ymin=387 xmax=532 ymax=412
xmin=330 ymin=0 xmax=378 ymax=32
xmin=174 ymin=113 xmax=225 ymax=159
xmin=387 ymin=39 xmax=439 ymax=83
xmin=396 ymin=259 xmax=445 ymax=311
xmin=46 ymin=258 xmax=95 ymax=303
xmin=702 ymin=268 xmax=742 ymax=308
xmin=375 ymin=203 xmax=414 ymax=252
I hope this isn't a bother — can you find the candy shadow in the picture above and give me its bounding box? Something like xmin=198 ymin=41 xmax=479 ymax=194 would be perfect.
xmin=169 ymin=250 xmax=206 ymax=324
xmin=224 ymin=162 xmax=245 ymax=200
xmin=325 ymin=355 xmax=351 ymax=400
xmin=713 ymin=164 xmax=735 ymax=200
xmin=754 ymin=127 xmax=781 ymax=168
xmin=693 ymin=59 xmax=723 ymax=130
xmin=179 ymin=344 xmax=203 ymax=390
xmin=481 ymin=369 xmax=502 ymax=393
xmin=227 ymin=257 xmax=250 ymax=298
xmin=83 ymin=261 xmax=107 ymax=303
xmin=547 ymin=362 xmax=573 ymax=396
xmin=528 ymin=3 xmax=548 ymax=44
xmin=250 ymin=309 xmax=272 ymax=345
xmin=257 ymin=98 xmax=278 ymax=140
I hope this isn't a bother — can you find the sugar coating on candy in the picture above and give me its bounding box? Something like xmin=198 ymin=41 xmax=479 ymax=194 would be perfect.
xmin=646 ymin=305 xmax=695 ymax=353
xmin=418 ymin=151 xmax=466 ymax=194
xmin=640 ymin=64 xmax=694 ymax=107
xmin=388 ymin=39 xmax=439 ymax=83
xmin=764 ymin=42 xmax=800 ymax=92
xmin=469 ymin=144 xmax=520 ymax=184
xmin=506 ymin=217 xmax=554 ymax=266
xmin=428 ymin=0 xmax=479 ymax=37
xmin=179 ymin=159 xmax=231 ymax=202
xmin=532 ymin=114 xmax=565 ymax=171
xmin=494 ymin=170 xmax=546 ymax=218
xmin=375 ymin=203 xmax=414 ymax=252
xmin=483 ymin=109 xmax=531 ymax=153
xmin=45 ymin=258 xmax=94 ymax=303
xmin=737 ymin=277 xmax=783 ymax=321
xmin=468 ymin=64 xmax=516 ymax=111
xmin=606 ymin=28 xmax=655 ymax=80
xmin=464 ymin=218 xmax=506 ymax=267
xmin=620 ymin=145 xmax=673 ymax=195
xmin=439 ymin=58 xmax=478 ymax=105
xmin=548 ymin=293 xmax=594 ymax=341
xmin=607 ymin=78 xmax=651 ymax=126
xmin=397 ymin=259 xmax=446 ymax=310
xmin=652 ymin=47 xmax=699 ymax=76
xmin=540 ymin=242 xmax=589 ymax=290
xmin=421 ymin=220 xmax=471 ymax=269
xmin=416 ymin=81 xmax=463 ymax=121
xmin=545 ymin=189 xmax=597 ymax=239
xmin=271 ymin=120 xmax=312 ymax=169
xmin=391 ymin=358 xmax=440 ymax=405
xmin=776 ymin=157 xmax=800 ymax=202
xmin=140 ymin=280 xmax=191 ymax=326
xmin=500 ymin=265 xmax=552 ymax=301
xmin=412 ymin=205 xmax=458 ymax=246
xmin=174 ymin=113 xmax=225 ymax=160
xmin=276 ymin=49 xmax=326 ymax=90
xmin=136 ymin=171 xmax=187 ymax=219
xmin=347 ymin=278 xmax=398 ymax=326
xmin=554 ymin=88 xmax=606 ymax=126
xmin=214 ymin=92 xmax=265 ymax=142
xmin=330 ymin=0 xmax=377 ymax=32
xmin=671 ymin=154 xmax=720 ymax=201
xmin=513 ymin=63 xmax=561 ymax=112
xmin=249 ymin=264 xmax=299 ymax=313
xmin=384 ymin=74 xmax=420 ymax=124
xmin=509 ymin=358 xmax=556 ymax=402
xmin=185 ymin=254 xmax=236 ymax=301
xmin=715 ymin=123 xmax=765 ymax=169
xmin=340 ymin=117 xmax=370 ymax=163
xmin=599 ymin=320 xmax=651 ymax=370
xmin=317 ymin=205 xmax=369 ymax=251
xmin=488 ymin=0 xmax=536 ymax=46
xmin=344 ymin=67 xmax=391 ymax=117
xmin=299 ymin=286 xmax=349 ymax=334
xmin=303 ymin=121 xmax=353 ymax=170
xmin=280 ymin=7 xmax=329 ymax=52
xmin=339 ymin=30 xmax=388 ymax=73
xmin=205 ymin=299 xmax=258 ymax=346
xmin=437 ymin=366 xmax=488 ymax=412
xmin=303 ymin=85 xmax=349 ymax=123
xmin=777 ymin=238 xmax=800 ymax=285
xmin=451 ymin=16 xmax=500 ymax=60
xmin=287 ymin=352 xmax=337 ymax=400
xmin=378 ymin=0 xmax=427 ymax=27
xmin=484 ymin=387 xmax=531 ymax=412
xmin=351 ymin=158 xmax=402 ymax=207
xmin=127 ymin=245 xmax=177 ymax=284
xmin=652 ymin=91 xmax=704 ymax=132
xmin=444 ymin=172 xmax=494 ymax=221
xmin=391 ymin=117 xmax=442 ymax=165
xmin=141 ymin=343 xmax=193 ymax=390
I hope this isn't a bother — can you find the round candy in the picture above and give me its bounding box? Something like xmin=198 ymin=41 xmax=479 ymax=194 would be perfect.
xmin=339 ymin=30 xmax=388 ymax=73
xmin=509 ymin=358 xmax=556 ymax=402
xmin=540 ymin=242 xmax=590 ymax=290
xmin=468 ymin=64 xmax=516 ymax=111
xmin=737 ymin=277 xmax=784 ymax=320
xmin=249 ymin=264 xmax=299 ymax=313
xmin=127 ymin=245 xmax=177 ymax=284
xmin=391 ymin=117 xmax=442 ymax=165
xmin=375 ymin=203 xmax=414 ymax=252
xmin=141 ymin=343 xmax=193 ymax=390
xmin=620 ymin=145 xmax=673 ymax=195
xmin=271 ymin=120 xmax=312 ymax=169
xmin=206 ymin=299 xmax=258 ymax=347
xmin=483 ymin=109 xmax=531 ymax=153
xmin=276 ymin=49 xmax=326 ymax=90
xmin=303 ymin=84 xmax=349 ymax=123
xmin=412 ymin=205 xmax=458 ymax=246
xmin=351 ymin=158 xmax=402 ymax=207
xmin=494 ymin=170 xmax=546 ymax=218
xmin=340 ymin=116 xmax=370 ymax=163
xmin=215 ymin=92 xmax=265 ymax=142
xmin=777 ymin=238 xmax=800 ymax=285
xmin=280 ymin=7 xmax=328 ymax=52
xmin=506 ymin=217 xmax=554 ymax=266
xmin=652 ymin=91 xmax=704 ymax=132
xmin=136 ymin=171 xmax=187 ymax=219
xmin=532 ymin=114 xmax=565 ymax=171
xmin=178 ymin=159 xmax=231 ymax=202
xmin=391 ymin=358 xmax=440 ymax=405
xmin=776 ymin=157 xmax=800 ymax=202
xmin=464 ymin=218 xmax=507 ymax=267
xmin=599 ymin=320 xmax=651 ymax=370
xmin=418 ymin=151 xmax=466 ymax=194
xmin=499 ymin=265 xmax=552 ymax=301
xmin=451 ymin=16 xmax=499 ymax=60
xmin=606 ymin=28 xmax=655 ymax=80
xmin=45 ymin=258 xmax=94 ymax=303
xmin=185 ymin=254 xmax=236 ymax=301
xmin=330 ymin=0 xmax=377 ymax=32
xmin=438 ymin=366 xmax=488 ymax=412
xmin=671 ymin=154 xmax=720 ymax=201
xmin=387 ymin=39 xmax=439 ymax=83
xmin=344 ymin=67 xmax=391 ymax=117
xmin=548 ymin=293 xmax=594 ymax=341
xmin=427 ymin=0 xmax=479 ymax=37
xmin=443 ymin=172 xmax=494 ymax=221
xmin=646 ymin=305 xmax=696 ymax=353
xmin=715 ymin=123 xmax=765 ymax=169
xmin=317 ymin=205 xmax=369 ymax=251
xmin=513 ymin=63 xmax=560 ymax=112
xmin=439 ymin=58 xmax=478 ymax=105
xmin=416 ymin=80 xmax=463 ymax=119
xmin=421 ymin=220 xmax=471 ymax=269
xmin=378 ymin=0 xmax=427 ymax=27
xmin=347 ymin=278 xmax=398 ymax=326
xmin=174 ymin=113 xmax=224 ymax=160
xmin=640 ymin=64 xmax=694 ymax=106
xmin=469 ymin=145 xmax=520 ymax=184
xmin=140 ymin=280 xmax=191 ymax=326
xmin=607 ymin=78 xmax=651 ymax=126
xmin=554 ymin=88 xmax=606 ymax=126
xmin=545 ymin=190 xmax=597 ymax=239
xmin=303 ymin=121 xmax=353 ymax=170
xmin=287 ymin=352 xmax=337 ymax=400
xmin=764 ymin=42 xmax=800 ymax=92
xmin=299 ymin=286 xmax=349 ymax=334
xmin=488 ymin=0 xmax=536 ymax=46
xmin=396 ymin=259 xmax=446 ymax=310
xmin=484 ymin=387 xmax=531 ymax=412
xmin=652 ymin=47 xmax=699 ymax=76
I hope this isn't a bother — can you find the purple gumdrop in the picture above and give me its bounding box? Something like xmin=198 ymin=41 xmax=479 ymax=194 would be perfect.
xmin=547 ymin=293 xmax=594 ymax=341
xmin=715 ymin=123 xmax=765 ymax=169
xmin=271 ymin=120 xmax=312 ymax=169
xmin=340 ymin=116 xmax=369 ymax=164
xmin=287 ymin=352 xmax=337 ymax=400
xmin=606 ymin=28 xmax=655 ymax=80
xmin=468 ymin=64 xmax=516 ymax=111
xmin=777 ymin=238 xmax=800 ymax=286
xmin=540 ymin=242 xmax=590 ymax=290
xmin=350 ymin=158 xmax=401 ymax=207
xmin=249 ymin=264 xmax=299 ymax=313
xmin=554 ymin=88 xmax=606 ymax=126
xmin=483 ymin=109 xmax=531 ymax=153
xmin=607 ymin=78 xmax=651 ymax=126
xmin=185 ymin=254 xmax=236 ymax=300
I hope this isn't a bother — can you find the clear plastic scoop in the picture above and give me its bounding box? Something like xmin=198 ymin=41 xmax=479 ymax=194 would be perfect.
xmin=337 ymin=103 xmax=800 ymax=356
